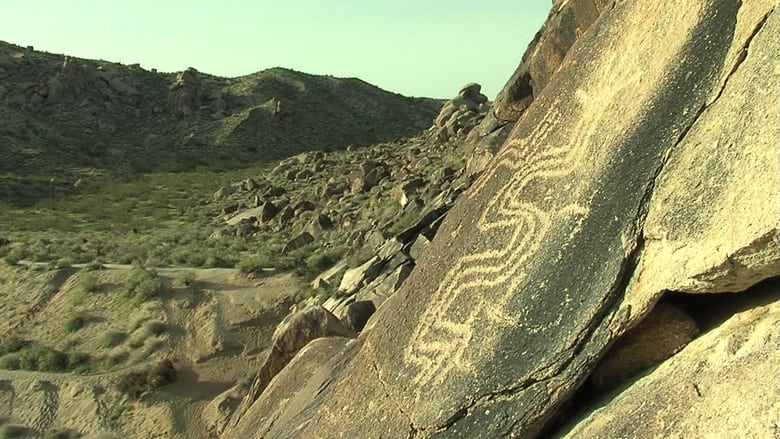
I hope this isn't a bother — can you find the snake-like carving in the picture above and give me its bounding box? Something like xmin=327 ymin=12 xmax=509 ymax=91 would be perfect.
xmin=401 ymin=0 xmax=698 ymax=392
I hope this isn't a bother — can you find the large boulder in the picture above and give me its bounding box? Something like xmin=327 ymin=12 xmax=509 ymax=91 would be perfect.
xmin=227 ymin=306 xmax=355 ymax=432
xmin=169 ymin=67 xmax=202 ymax=116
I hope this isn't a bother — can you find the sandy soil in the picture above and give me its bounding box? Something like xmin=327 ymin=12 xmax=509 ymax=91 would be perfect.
xmin=0 ymin=263 xmax=305 ymax=438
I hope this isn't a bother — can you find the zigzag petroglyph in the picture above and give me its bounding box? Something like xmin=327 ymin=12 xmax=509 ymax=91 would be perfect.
xmin=402 ymin=0 xmax=702 ymax=393
xmin=403 ymin=100 xmax=591 ymax=390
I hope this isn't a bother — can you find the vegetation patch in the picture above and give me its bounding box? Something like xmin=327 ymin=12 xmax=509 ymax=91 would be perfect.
xmin=123 ymin=264 xmax=164 ymax=303
xmin=99 ymin=330 xmax=127 ymax=348
xmin=116 ymin=359 xmax=177 ymax=399
xmin=0 ymin=424 xmax=34 ymax=439
xmin=64 ymin=312 xmax=90 ymax=333
xmin=0 ymin=341 xmax=90 ymax=373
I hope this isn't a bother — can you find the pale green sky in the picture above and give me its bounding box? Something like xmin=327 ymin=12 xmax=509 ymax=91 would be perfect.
xmin=1 ymin=1 xmax=550 ymax=98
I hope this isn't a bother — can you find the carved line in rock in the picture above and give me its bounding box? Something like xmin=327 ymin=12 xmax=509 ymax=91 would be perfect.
xmin=401 ymin=0 xmax=706 ymax=397
xmin=403 ymin=99 xmax=591 ymax=391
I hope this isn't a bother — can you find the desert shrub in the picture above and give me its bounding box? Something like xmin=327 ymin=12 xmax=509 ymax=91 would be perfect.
xmin=128 ymin=320 xmax=166 ymax=348
xmin=54 ymin=258 xmax=72 ymax=269
xmin=64 ymin=313 xmax=89 ymax=333
xmin=102 ymin=350 xmax=129 ymax=369
xmin=141 ymin=320 xmax=167 ymax=338
xmin=123 ymin=264 xmax=164 ymax=302
xmin=0 ymin=423 xmax=33 ymax=439
xmin=303 ymin=246 xmax=347 ymax=277
xmin=116 ymin=359 xmax=177 ymax=399
xmin=80 ymin=273 xmax=100 ymax=293
xmin=388 ymin=209 xmax=420 ymax=235
xmin=147 ymin=359 xmax=177 ymax=388
xmin=236 ymin=253 xmax=276 ymax=275
xmin=0 ymin=353 xmax=21 ymax=370
xmin=43 ymin=429 xmax=82 ymax=439
xmin=0 ymin=336 xmax=28 ymax=355
xmin=99 ymin=330 xmax=126 ymax=348
xmin=84 ymin=259 xmax=104 ymax=271
xmin=0 ymin=342 xmax=90 ymax=373
xmin=66 ymin=352 xmax=91 ymax=371
xmin=3 ymin=252 xmax=21 ymax=266
xmin=17 ymin=345 xmax=68 ymax=372
xmin=173 ymin=270 xmax=196 ymax=288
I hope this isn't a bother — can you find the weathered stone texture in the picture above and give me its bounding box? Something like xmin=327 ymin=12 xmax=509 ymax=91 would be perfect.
xmin=562 ymin=288 xmax=780 ymax=438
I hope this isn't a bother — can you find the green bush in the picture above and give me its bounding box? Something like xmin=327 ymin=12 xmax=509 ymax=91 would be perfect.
xmin=236 ymin=253 xmax=276 ymax=275
xmin=140 ymin=320 xmax=167 ymax=338
xmin=99 ymin=330 xmax=127 ymax=348
xmin=0 ymin=336 xmax=28 ymax=355
xmin=17 ymin=345 xmax=68 ymax=372
xmin=0 ymin=424 xmax=33 ymax=439
xmin=123 ymin=264 xmax=164 ymax=302
xmin=116 ymin=359 xmax=177 ymax=399
xmin=80 ymin=273 xmax=100 ymax=293
xmin=0 ymin=353 xmax=21 ymax=370
xmin=64 ymin=313 xmax=89 ymax=333
xmin=0 ymin=342 xmax=90 ymax=373
xmin=102 ymin=350 xmax=129 ymax=369
xmin=84 ymin=259 xmax=104 ymax=271
xmin=304 ymin=246 xmax=347 ymax=277
xmin=173 ymin=270 xmax=196 ymax=288
xmin=54 ymin=258 xmax=72 ymax=269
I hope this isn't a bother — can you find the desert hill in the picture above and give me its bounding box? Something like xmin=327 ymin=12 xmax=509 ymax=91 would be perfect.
xmin=0 ymin=40 xmax=439 ymax=206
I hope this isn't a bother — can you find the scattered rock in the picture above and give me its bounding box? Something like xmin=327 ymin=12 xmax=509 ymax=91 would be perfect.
xmin=282 ymin=232 xmax=314 ymax=254
xmin=338 ymin=256 xmax=384 ymax=294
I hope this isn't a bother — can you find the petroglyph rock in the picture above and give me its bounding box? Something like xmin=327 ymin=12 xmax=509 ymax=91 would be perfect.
xmin=226 ymin=1 xmax=779 ymax=437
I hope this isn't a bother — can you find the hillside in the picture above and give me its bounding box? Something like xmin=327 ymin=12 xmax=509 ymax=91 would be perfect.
xmin=0 ymin=41 xmax=440 ymax=206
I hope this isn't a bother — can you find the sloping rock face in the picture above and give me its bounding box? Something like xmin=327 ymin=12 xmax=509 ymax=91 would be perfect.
xmin=466 ymin=0 xmax=613 ymax=175
xmin=225 ymin=1 xmax=779 ymax=437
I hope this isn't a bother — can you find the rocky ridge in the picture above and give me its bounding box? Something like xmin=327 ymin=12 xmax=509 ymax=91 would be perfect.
xmin=0 ymin=41 xmax=440 ymax=204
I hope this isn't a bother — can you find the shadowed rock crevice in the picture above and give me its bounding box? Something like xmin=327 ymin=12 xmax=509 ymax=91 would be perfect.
xmin=549 ymin=276 xmax=779 ymax=438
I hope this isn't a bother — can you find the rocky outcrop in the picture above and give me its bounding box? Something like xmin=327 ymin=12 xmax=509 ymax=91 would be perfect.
xmin=168 ymin=67 xmax=202 ymax=117
xmin=224 ymin=0 xmax=779 ymax=437
xmin=466 ymin=0 xmax=613 ymax=176
xmin=433 ymin=83 xmax=490 ymax=142
xmin=562 ymin=282 xmax=779 ymax=438
xmin=227 ymin=306 xmax=355 ymax=433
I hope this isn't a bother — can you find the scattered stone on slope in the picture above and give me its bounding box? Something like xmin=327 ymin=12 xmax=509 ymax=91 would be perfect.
xmin=341 ymin=301 xmax=377 ymax=332
xmin=338 ymin=256 xmax=384 ymax=295
xmin=168 ymin=67 xmax=202 ymax=117
xmin=434 ymin=83 xmax=491 ymax=143
xmin=281 ymin=232 xmax=314 ymax=254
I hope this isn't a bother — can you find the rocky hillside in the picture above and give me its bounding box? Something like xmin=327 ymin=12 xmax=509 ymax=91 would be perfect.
xmin=0 ymin=41 xmax=439 ymax=205
xmin=223 ymin=0 xmax=780 ymax=437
